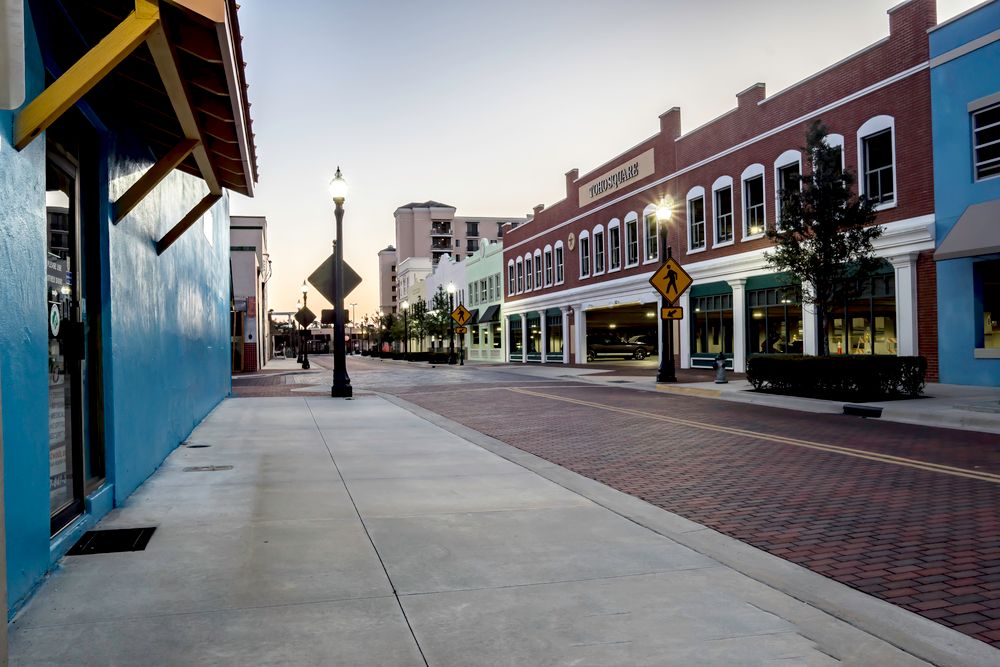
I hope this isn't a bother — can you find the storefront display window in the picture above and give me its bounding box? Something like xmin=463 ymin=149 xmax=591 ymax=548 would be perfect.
xmin=493 ymin=322 xmax=502 ymax=349
xmin=546 ymin=314 xmax=563 ymax=354
xmin=527 ymin=315 xmax=541 ymax=354
xmin=509 ymin=318 xmax=522 ymax=353
xmin=826 ymin=272 xmax=896 ymax=355
xmin=747 ymin=287 xmax=803 ymax=354
xmin=692 ymin=293 xmax=733 ymax=355
xmin=977 ymin=259 xmax=1000 ymax=349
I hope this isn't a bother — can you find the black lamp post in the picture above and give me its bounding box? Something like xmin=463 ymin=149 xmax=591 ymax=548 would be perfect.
xmin=655 ymin=198 xmax=677 ymax=383
xmin=349 ymin=302 xmax=357 ymax=355
xmin=447 ymin=282 xmax=457 ymax=365
xmin=295 ymin=299 xmax=303 ymax=364
xmin=300 ymin=281 xmax=311 ymax=370
xmin=401 ymin=300 xmax=410 ymax=360
xmin=329 ymin=168 xmax=352 ymax=397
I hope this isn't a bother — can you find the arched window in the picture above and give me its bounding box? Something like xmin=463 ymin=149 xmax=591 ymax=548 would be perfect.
xmin=554 ymin=241 xmax=565 ymax=284
xmin=741 ymin=163 xmax=766 ymax=239
xmin=579 ymin=230 xmax=591 ymax=278
xmin=516 ymin=257 xmax=524 ymax=293
xmin=773 ymin=150 xmax=802 ymax=228
xmin=543 ymin=244 xmax=554 ymax=286
xmin=592 ymin=224 xmax=606 ymax=275
xmin=533 ymin=250 xmax=543 ymax=289
xmin=686 ymin=186 xmax=706 ymax=252
xmin=607 ymin=218 xmax=621 ymax=270
xmin=641 ymin=204 xmax=658 ymax=263
xmin=857 ymin=116 xmax=896 ymax=208
xmin=624 ymin=212 xmax=639 ymax=267
xmin=524 ymin=252 xmax=533 ymax=291
xmin=711 ymin=176 xmax=734 ymax=246
xmin=507 ymin=259 xmax=515 ymax=296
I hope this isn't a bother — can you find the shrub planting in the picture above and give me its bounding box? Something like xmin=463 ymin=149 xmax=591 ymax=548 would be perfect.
xmin=746 ymin=355 xmax=926 ymax=401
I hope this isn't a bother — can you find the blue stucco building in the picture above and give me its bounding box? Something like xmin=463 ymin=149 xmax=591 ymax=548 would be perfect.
xmin=1 ymin=0 xmax=256 ymax=615
xmin=930 ymin=0 xmax=1000 ymax=386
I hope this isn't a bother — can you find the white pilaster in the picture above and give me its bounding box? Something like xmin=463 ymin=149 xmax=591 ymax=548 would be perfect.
xmin=729 ymin=278 xmax=747 ymax=373
xmin=561 ymin=307 xmax=570 ymax=364
xmin=540 ymin=313 xmax=548 ymax=363
xmin=679 ymin=291 xmax=691 ymax=369
xmin=502 ymin=315 xmax=509 ymax=363
xmin=520 ymin=313 xmax=528 ymax=364
xmin=574 ymin=305 xmax=587 ymax=364
xmin=891 ymin=253 xmax=919 ymax=356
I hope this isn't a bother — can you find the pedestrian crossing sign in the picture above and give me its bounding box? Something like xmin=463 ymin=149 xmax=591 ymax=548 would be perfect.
xmin=661 ymin=306 xmax=683 ymax=320
xmin=649 ymin=257 xmax=692 ymax=305
xmin=451 ymin=304 xmax=472 ymax=326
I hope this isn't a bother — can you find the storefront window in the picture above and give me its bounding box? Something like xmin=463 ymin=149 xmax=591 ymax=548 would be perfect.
xmin=747 ymin=287 xmax=803 ymax=354
xmin=493 ymin=322 xmax=502 ymax=349
xmin=977 ymin=260 xmax=999 ymax=349
xmin=826 ymin=272 xmax=896 ymax=355
xmin=472 ymin=325 xmax=480 ymax=345
xmin=510 ymin=318 xmax=523 ymax=353
xmin=692 ymin=294 xmax=733 ymax=355
xmin=527 ymin=315 xmax=541 ymax=354
xmin=547 ymin=314 xmax=563 ymax=354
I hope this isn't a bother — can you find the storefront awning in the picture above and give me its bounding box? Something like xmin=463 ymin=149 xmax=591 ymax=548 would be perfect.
xmin=935 ymin=200 xmax=1000 ymax=261
xmin=479 ymin=304 xmax=501 ymax=323
xmin=466 ymin=308 xmax=479 ymax=325
xmin=17 ymin=0 xmax=257 ymax=253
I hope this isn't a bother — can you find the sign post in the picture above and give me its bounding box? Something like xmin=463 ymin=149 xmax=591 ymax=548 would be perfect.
xmin=649 ymin=255 xmax=693 ymax=382
xmin=451 ymin=304 xmax=471 ymax=366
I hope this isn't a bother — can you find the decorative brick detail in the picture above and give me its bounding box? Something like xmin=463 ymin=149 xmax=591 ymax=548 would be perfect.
xmin=917 ymin=250 xmax=938 ymax=381
xmin=242 ymin=342 xmax=258 ymax=373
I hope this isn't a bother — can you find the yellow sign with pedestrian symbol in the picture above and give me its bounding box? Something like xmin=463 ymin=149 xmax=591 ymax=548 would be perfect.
xmin=649 ymin=257 xmax=692 ymax=305
xmin=455 ymin=326 xmax=468 ymax=334
xmin=661 ymin=306 xmax=683 ymax=320
xmin=451 ymin=304 xmax=472 ymax=326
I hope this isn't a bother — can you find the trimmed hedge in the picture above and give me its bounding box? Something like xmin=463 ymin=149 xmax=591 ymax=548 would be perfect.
xmin=746 ymin=355 xmax=926 ymax=401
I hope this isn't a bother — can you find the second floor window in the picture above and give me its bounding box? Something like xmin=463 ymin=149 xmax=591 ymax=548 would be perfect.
xmin=534 ymin=253 xmax=542 ymax=288
xmin=545 ymin=249 xmax=553 ymax=285
xmin=580 ymin=235 xmax=591 ymax=277
xmin=609 ymin=225 xmax=621 ymax=269
xmin=744 ymin=175 xmax=765 ymax=236
xmin=555 ymin=245 xmax=564 ymax=283
xmin=715 ymin=186 xmax=734 ymax=243
xmin=516 ymin=260 xmax=524 ymax=292
xmin=466 ymin=221 xmax=479 ymax=237
xmin=625 ymin=218 xmax=639 ymax=265
xmin=594 ymin=230 xmax=605 ymax=273
xmin=973 ymin=102 xmax=1000 ymax=181
xmin=863 ymin=129 xmax=894 ymax=205
xmin=776 ymin=163 xmax=800 ymax=223
xmin=481 ymin=279 xmax=487 ymax=302
xmin=508 ymin=264 xmax=515 ymax=295
xmin=688 ymin=196 xmax=705 ymax=250
xmin=644 ymin=213 xmax=658 ymax=261
xmin=525 ymin=256 xmax=533 ymax=290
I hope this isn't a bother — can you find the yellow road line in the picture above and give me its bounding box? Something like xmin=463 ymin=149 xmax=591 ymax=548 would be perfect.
xmin=508 ymin=387 xmax=1000 ymax=484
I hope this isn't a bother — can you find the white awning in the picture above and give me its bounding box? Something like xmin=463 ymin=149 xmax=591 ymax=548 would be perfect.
xmin=935 ymin=199 xmax=1000 ymax=261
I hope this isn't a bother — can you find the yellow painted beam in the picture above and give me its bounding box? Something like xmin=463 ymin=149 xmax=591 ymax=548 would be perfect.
xmin=14 ymin=8 xmax=159 ymax=150
xmin=156 ymin=193 xmax=222 ymax=255
xmin=145 ymin=24 xmax=222 ymax=195
xmin=113 ymin=138 xmax=200 ymax=224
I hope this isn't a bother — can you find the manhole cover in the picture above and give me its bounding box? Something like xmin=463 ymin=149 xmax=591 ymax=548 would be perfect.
xmin=67 ymin=528 xmax=156 ymax=555
xmin=183 ymin=465 xmax=233 ymax=472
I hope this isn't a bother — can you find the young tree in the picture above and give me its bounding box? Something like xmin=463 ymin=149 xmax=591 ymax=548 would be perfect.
xmin=428 ymin=286 xmax=452 ymax=345
xmin=409 ymin=297 xmax=429 ymax=351
xmin=766 ymin=121 xmax=884 ymax=356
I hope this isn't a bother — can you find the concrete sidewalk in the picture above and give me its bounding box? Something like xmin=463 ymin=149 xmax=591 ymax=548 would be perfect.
xmin=8 ymin=396 xmax=991 ymax=665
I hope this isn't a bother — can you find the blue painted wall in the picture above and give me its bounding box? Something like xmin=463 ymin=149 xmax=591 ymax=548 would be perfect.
xmin=0 ymin=9 xmax=52 ymax=609
xmin=2 ymin=8 xmax=233 ymax=611
xmin=930 ymin=1 xmax=1000 ymax=385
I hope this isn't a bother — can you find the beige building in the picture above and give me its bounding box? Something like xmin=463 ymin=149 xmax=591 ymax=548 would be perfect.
xmin=230 ymin=215 xmax=271 ymax=371
xmin=378 ymin=245 xmax=397 ymax=315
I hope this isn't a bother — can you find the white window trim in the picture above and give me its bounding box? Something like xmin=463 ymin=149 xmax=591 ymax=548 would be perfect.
xmin=641 ymin=204 xmax=659 ymax=265
xmin=579 ymin=230 xmax=591 ymax=278
xmin=740 ymin=163 xmax=766 ymax=241
xmin=685 ymin=186 xmax=707 ymax=254
xmin=592 ymin=224 xmax=606 ymax=276
xmin=607 ymin=218 xmax=622 ymax=272
xmin=507 ymin=259 xmax=515 ymax=297
xmin=711 ymin=175 xmax=735 ymax=248
xmin=543 ymin=244 xmax=554 ymax=286
xmin=554 ymin=241 xmax=565 ymax=285
xmin=971 ymin=103 xmax=1000 ymax=183
xmin=523 ymin=252 xmax=533 ymax=291
xmin=515 ymin=257 xmax=524 ymax=294
xmin=773 ymin=150 xmax=802 ymax=229
xmin=623 ymin=212 xmax=640 ymax=268
xmin=533 ymin=250 xmax=543 ymax=291
xmin=857 ymin=115 xmax=897 ymax=211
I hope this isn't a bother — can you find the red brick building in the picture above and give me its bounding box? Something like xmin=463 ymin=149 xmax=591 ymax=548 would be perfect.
xmin=502 ymin=0 xmax=939 ymax=378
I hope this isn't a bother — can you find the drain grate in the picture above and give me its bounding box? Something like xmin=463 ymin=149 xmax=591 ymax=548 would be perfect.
xmin=183 ymin=465 xmax=233 ymax=472
xmin=67 ymin=527 xmax=156 ymax=556
xmin=185 ymin=444 xmax=211 ymax=449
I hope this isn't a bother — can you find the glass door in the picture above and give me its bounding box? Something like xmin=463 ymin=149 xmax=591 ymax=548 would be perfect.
xmin=47 ymin=151 xmax=85 ymax=535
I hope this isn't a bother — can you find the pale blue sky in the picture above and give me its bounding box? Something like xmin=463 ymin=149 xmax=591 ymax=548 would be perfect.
xmin=230 ymin=0 xmax=982 ymax=319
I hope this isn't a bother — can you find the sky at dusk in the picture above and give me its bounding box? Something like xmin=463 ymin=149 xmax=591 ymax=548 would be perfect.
xmin=229 ymin=0 xmax=982 ymax=322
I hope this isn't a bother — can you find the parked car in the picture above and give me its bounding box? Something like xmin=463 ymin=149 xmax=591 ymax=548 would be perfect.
xmin=586 ymin=334 xmax=651 ymax=361
xmin=627 ymin=335 xmax=657 ymax=358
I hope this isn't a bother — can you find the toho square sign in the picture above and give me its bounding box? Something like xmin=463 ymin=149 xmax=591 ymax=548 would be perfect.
xmin=578 ymin=149 xmax=655 ymax=208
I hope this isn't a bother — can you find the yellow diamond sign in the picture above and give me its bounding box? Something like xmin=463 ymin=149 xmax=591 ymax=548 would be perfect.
xmin=451 ymin=303 xmax=472 ymax=326
xmin=649 ymin=257 xmax=692 ymax=305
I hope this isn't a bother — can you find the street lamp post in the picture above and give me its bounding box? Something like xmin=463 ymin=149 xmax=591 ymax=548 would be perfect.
xmin=655 ymin=198 xmax=677 ymax=383
xmin=295 ymin=299 xmax=303 ymax=364
xmin=300 ymin=281 xmax=310 ymax=370
xmin=446 ymin=282 xmax=457 ymax=365
xmin=329 ymin=168 xmax=352 ymax=397
xmin=349 ymin=303 xmax=357 ymax=355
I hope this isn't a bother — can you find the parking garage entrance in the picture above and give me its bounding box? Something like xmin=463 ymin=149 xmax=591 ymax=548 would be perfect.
xmin=584 ymin=302 xmax=658 ymax=362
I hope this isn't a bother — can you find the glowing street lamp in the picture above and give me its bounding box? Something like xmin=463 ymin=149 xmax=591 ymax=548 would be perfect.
xmin=446 ymin=282 xmax=457 ymax=365
xmin=300 ymin=281 xmax=310 ymax=370
xmin=329 ymin=167 xmax=352 ymax=398
xmin=401 ymin=300 xmax=410 ymax=360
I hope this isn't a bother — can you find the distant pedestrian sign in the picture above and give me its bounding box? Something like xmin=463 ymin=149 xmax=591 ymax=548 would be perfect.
xmin=451 ymin=304 xmax=472 ymax=326
xmin=661 ymin=306 xmax=683 ymax=320
xmin=455 ymin=326 xmax=468 ymax=334
xmin=649 ymin=257 xmax=692 ymax=305
xmin=308 ymin=253 xmax=362 ymax=304
xmin=295 ymin=307 xmax=316 ymax=328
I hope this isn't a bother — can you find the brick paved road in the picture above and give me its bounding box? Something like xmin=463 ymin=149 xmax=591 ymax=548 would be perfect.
xmin=304 ymin=356 xmax=1000 ymax=649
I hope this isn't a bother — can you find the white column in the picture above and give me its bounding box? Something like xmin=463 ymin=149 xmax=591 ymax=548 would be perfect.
xmin=728 ymin=278 xmax=747 ymax=373
xmin=540 ymin=312 xmax=548 ymax=363
xmin=801 ymin=281 xmax=818 ymax=356
xmin=502 ymin=314 xmax=510 ymax=363
xmin=574 ymin=305 xmax=587 ymax=364
xmin=891 ymin=253 xmax=919 ymax=356
xmin=679 ymin=291 xmax=691 ymax=369
xmin=520 ymin=313 xmax=528 ymax=363
xmin=560 ymin=307 xmax=571 ymax=364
